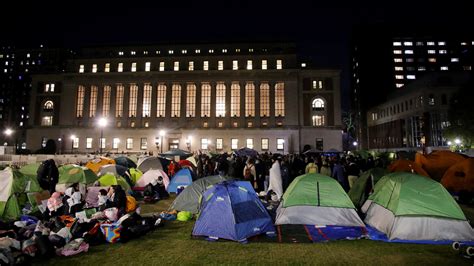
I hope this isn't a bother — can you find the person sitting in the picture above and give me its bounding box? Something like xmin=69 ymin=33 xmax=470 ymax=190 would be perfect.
xmin=64 ymin=183 xmax=83 ymax=215
xmin=97 ymin=189 xmax=109 ymax=211
xmin=107 ymin=185 xmax=127 ymax=217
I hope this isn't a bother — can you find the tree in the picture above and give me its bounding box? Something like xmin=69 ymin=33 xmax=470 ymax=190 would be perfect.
xmin=342 ymin=111 xmax=358 ymax=151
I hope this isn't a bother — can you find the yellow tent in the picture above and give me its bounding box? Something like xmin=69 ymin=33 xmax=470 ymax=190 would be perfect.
xmin=85 ymin=157 xmax=115 ymax=173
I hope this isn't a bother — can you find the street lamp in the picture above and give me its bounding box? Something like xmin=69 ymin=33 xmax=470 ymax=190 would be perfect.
xmin=159 ymin=130 xmax=166 ymax=153
xmin=4 ymin=128 xmax=13 ymax=146
xmin=98 ymin=118 xmax=108 ymax=154
xmin=186 ymin=136 xmax=192 ymax=151
xmin=58 ymin=138 xmax=62 ymax=154
xmin=454 ymin=138 xmax=461 ymax=145
xmin=70 ymin=135 xmax=76 ymax=153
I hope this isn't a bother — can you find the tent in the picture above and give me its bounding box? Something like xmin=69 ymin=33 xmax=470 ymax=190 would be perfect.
xmin=169 ymin=175 xmax=230 ymax=214
xmin=134 ymin=169 xmax=170 ymax=190
xmin=234 ymin=147 xmax=258 ymax=157
xmin=57 ymin=165 xmax=98 ymax=193
xmin=415 ymin=151 xmax=466 ymax=181
xmin=19 ymin=162 xmax=41 ymax=179
xmin=348 ymin=168 xmax=389 ymax=208
xmin=441 ymin=158 xmax=474 ymax=194
xmin=192 ymin=180 xmax=275 ymax=243
xmin=85 ymin=157 xmax=115 ymax=173
xmin=168 ymin=169 xmax=193 ymax=193
xmin=129 ymin=168 xmax=143 ymax=185
xmin=98 ymin=173 xmax=131 ymax=192
xmin=0 ymin=167 xmax=43 ymax=221
xmin=387 ymin=159 xmax=429 ymax=177
xmin=98 ymin=164 xmax=133 ymax=186
xmin=275 ymin=173 xmax=365 ymax=229
xmin=114 ymin=156 xmax=137 ymax=169
xmin=362 ymin=172 xmax=474 ymax=242
xmin=160 ymin=149 xmax=192 ymax=159
xmin=137 ymin=156 xmax=163 ymax=172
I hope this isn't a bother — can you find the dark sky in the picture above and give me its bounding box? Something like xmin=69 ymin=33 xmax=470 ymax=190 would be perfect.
xmin=2 ymin=1 xmax=471 ymax=109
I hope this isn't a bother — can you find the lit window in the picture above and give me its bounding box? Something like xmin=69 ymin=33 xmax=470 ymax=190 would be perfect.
xmin=126 ymin=138 xmax=133 ymax=149
xmin=232 ymin=60 xmax=238 ymax=70
xmin=418 ymin=66 xmax=426 ymax=71
xmin=186 ymin=83 xmax=196 ymax=117
xmin=169 ymin=50 xmax=174 ymax=54
xmin=201 ymin=83 xmax=211 ymax=117
xmin=245 ymin=82 xmax=255 ymax=117
xmin=260 ymin=83 xmax=270 ymax=117
xmin=188 ymin=61 xmax=194 ymax=71
xmin=427 ymin=42 xmax=435 ymax=46
xmin=209 ymin=49 xmax=214 ymax=53
xmin=232 ymin=122 xmax=238 ymax=128
xmin=312 ymin=115 xmax=325 ymax=126
xmin=131 ymin=51 xmax=136 ymax=55
xmin=140 ymin=138 xmax=147 ymax=150
xmin=312 ymin=98 xmax=325 ymax=110
xmin=247 ymin=121 xmax=253 ymax=128
xmin=438 ymin=41 xmax=446 ymax=46
xmin=428 ymin=50 xmax=436 ymax=54
xmin=79 ymin=65 xmax=84 ymax=73
xmin=89 ymin=86 xmax=98 ymax=117
xmin=41 ymin=116 xmax=53 ymax=126
xmin=276 ymin=60 xmax=282 ymax=69
xmin=277 ymin=138 xmax=284 ymax=150
xmin=406 ymin=58 xmax=414 ymax=62
xmin=440 ymin=66 xmax=448 ymax=71
xmin=231 ymin=82 xmax=240 ymax=117
xmin=393 ymin=41 xmax=402 ymax=46
xmin=92 ymin=64 xmax=97 ymax=73
xmin=45 ymin=84 xmax=50 ymax=92
xmin=396 ymin=83 xmax=404 ymax=88
xmin=246 ymin=139 xmax=254 ymax=149
xmin=201 ymin=139 xmax=209 ymax=150
xmin=115 ymin=84 xmax=124 ymax=118
xmin=156 ymin=50 xmax=161 ymax=54
xmin=129 ymin=84 xmax=138 ymax=117
xmin=174 ymin=61 xmax=179 ymax=71
xmin=275 ymin=82 xmax=285 ymax=117
xmin=406 ymin=75 xmax=416 ymax=79
xmin=216 ymin=82 xmax=226 ymax=117
xmin=203 ymin=61 xmax=209 ymax=71
xmin=222 ymin=49 xmax=227 ymax=53
xmin=461 ymin=42 xmax=467 ymax=46
xmin=218 ymin=61 xmax=224 ymax=70
xmin=113 ymin=138 xmax=120 ymax=149
xmin=403 ymin=41 xmax=413 ymax=46
xmin=262 ymin=60 xmax=267 ymax=70
xmin=395 ymin=75 xmax=404 ymax=80
xmin=203 ymin=122 xmax=208 ymax=128
xmin=301 ymin=63 xmax=306 ymax=67
xmin=231 ymin=139 xmax=238 ymax=150
xmin=118 ymin=51 xmax=124 ymax=55
xmin=76 ymin=86 xmax=85 ymax=117
xmin=156 ymin=84 xmax=166 ymax=117
xmin=451 ymin=58 xmax=459 ymax=62
xmin=216 ymin=138 xmax=223 ymax=150
xmin=312 ymin=80 xmax=323 ymax=89
xmin=145 ymin=62 xmax=151 ymax=72
xmin=428 ymin=58 xmax=436 ymax=63
xmin=86 ymin=138 xmax=93 ymax=149
xmin=439 ymin=50 xmax=447 ymax=54
xmin=105 ymin=63 xmax=110 ymax=72
xmin=394 ymin=58 xmax=403 ymax=63
xmin=246 ymin=60 xmax=253 ymax=70
xmin=249 ymin=48 xmax=254 ymax=52
xmin=103 ymin=86 xmax=111 ymax=117
xmin=118 ymin=63 xmax=123 ymax=72
xmin=261 ymin=138 xmax=269 ymax=150
xmin=395 ymin=66 xmax=403 ymax=71
xmin=159 ymin=62 xmax=165 ymax=71
xmin=195 ymin=49 xmax=200 ymax=53
xmin=404 ymin=50 xmax=413 ymax=54
xmin=236 ymin=48 xmax=241 ymax=52
xmin=143 ymin=51 xmax=148 ymax=55
xmin=171 ymin=84 xmax=181 ymax=117
xmin=131 ymin=62 xmax=137 ymax=72
xmin=44 ymin=100 xmax=54 ymax=110
xmin=72 ymin=137 xmax=79 ymax=149
xmin=182 ymin=49 xmax=187 ymax=54
xmin=142 ymin=84 xmax=152 ymax=117
xmin=463 ymin=66 xmax=472 ymax=70
xmin=393 ymin=50 xmax=402 ymax=54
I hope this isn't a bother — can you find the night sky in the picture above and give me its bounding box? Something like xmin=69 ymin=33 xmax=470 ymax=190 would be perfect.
xmin=2 ymin=1 xmax=471 ymax=109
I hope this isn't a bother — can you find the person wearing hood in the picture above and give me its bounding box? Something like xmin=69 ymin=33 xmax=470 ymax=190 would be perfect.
xmin=107 ymin=185 xmax=127 ymax=217
xmin=267 ymin=156 xmax=283 ymax=201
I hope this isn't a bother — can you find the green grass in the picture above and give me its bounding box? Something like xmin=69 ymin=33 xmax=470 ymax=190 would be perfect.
xmin=36 ymin=197 xmax=473 ymax=266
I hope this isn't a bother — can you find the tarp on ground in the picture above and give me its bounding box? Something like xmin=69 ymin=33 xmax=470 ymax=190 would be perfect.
xmin=388 ymin=159 xmax=429 ymax=177
xmin=192 ymin=180 xmax=275 ymax=242
xmin=348 ymin=168 xmax=388 ymax=208
xmin=168 ymin=168 xmax=193 ymax=193
xmin=441 ymin=158 xmax=474 ymax=193
xmin=169 ymin=175 xmax=230 ymax=214
xmin=415 ymin=150 xmax=466 ymax=181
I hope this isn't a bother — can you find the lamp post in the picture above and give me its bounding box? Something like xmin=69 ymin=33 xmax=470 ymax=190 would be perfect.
xmin=159 ymin=130 xmax=166 ymax=153
xmin=58 ymin=138 xmax=62 ymax=154
xmin=186 ymin=136 xmax=192 ymax=151
xmin=70 ymin=135 xmax=76 ymax=154
xmin=98 ymin=118 xmax=107 ymax=154
xmin=4 ymin=129 xmax=13 ymax=153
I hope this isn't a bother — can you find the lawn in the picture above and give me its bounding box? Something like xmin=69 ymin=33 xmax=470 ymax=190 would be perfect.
xmin=36 ymin=197 xmax=473 ymax=266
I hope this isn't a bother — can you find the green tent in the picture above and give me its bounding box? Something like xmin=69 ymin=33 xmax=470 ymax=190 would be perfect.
xmin=363 ymin=172 xmax=474 ymax=241
xmin=19 ymin=162 xmax=41 ymax=179
xmin=98 ymin=173 xmax=131 ymax=192
xmin=0 ymin=167 xmax=43 ymax=221
xmin=348 ymin=168 xmax=388 ymax=208
xmin=169 ymin=175 xmax=230 ymax=214
xmin=275 ymin=173 xmax=364 ymax=227
xmin=129 ymin=168 xmax=143 ymax=185
xmin=58 ymin=164 xmax=98 ymax=185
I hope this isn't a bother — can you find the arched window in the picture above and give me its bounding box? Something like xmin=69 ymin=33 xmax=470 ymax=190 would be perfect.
xmin=312 ymin=98 xmax=325 ymax=110
xmin=44 ymin=100 xmax=54 ymax=110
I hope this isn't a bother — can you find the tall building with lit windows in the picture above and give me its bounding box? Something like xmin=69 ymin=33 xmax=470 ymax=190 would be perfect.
xmin=351 ymin=24 xmax=474 ymax=149
xmin=26 ymin=43 xmax=343 ymax=154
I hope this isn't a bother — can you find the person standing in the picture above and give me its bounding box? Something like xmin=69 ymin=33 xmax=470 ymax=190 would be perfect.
xmin=243 ymin=158 xmax=257 ymax=189
xmin=305 ymin=158 xmax=318 ymax=174
xmin=267 ymin=155 xmax=283 ymax=201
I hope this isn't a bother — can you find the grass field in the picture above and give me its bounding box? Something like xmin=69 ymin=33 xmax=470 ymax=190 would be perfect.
xmin=37 ymin=197 xmax=473 ymax=266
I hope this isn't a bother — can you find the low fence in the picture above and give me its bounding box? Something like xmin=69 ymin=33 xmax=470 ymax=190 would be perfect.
xmin=0 ymin=154 xmax=102 ymax=168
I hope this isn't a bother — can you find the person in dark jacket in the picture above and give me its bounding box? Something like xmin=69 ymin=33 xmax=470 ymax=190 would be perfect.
xmin=107 ymin=185 xmax=127 ymax=217
xmin=37 ymin=159 xmax=59 ymax=194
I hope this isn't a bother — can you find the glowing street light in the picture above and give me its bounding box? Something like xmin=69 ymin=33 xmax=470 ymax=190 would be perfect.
xmin=447 ymin=141 xmax=452 ymax=146
xmin=353 ymin=141 xmax=358 ymax=147
xmin=98 ymin=118 xmax=108 ymax=154
xmin=4 ymin=128 xmax=13 ymax=136
xmin=454 ymin=138 xmax=461 ymax=145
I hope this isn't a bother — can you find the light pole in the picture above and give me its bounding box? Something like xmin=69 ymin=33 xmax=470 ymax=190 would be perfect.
xmin=70 ymin=135 xmax=76 ymax=154
xmin=159 ymin=130 xmax=166 ymax=153
xmin=4 ymin=129 xmax=13 ymax=153
xmin=98 ymin=118 xmax=108 ymax=154
xmin=186 ymin=136 xmax=192 ymax=151
xmin=58 ymin=138 xmax=62 ymax=154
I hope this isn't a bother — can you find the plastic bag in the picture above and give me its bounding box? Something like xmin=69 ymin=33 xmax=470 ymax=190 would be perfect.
xmin=104 ymin=208 xmax=118 ymax=222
